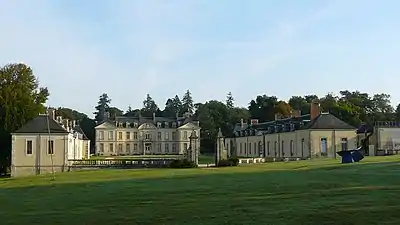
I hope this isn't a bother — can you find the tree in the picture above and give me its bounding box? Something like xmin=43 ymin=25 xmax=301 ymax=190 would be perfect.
xmin=163 ymin=98 xmax=176 ymax=117
xmin=275 ymin=101 xmax=292 ymax=117
xmin=195 ymin=100 xmax=230 ymax=153
xmin=226 ymin=92 xmax=234 ymax=109
xmin=181 ymin=90 xmax=194 ymax=114
xmin=248 ymin=95 xmax=279 ymax=122
xmin=0 ymin=63 xmax=49 ymax=174
xmin=56 ymin=107 xmax=87 ymax=121
xmin=56 ymin=107 xmax=96 ymax=151
xmin=288 ymin=96 xmax=310 ymax=115
xmin=172 ymin=95 xmax=183 ymax=116
xmin=141 ymin=94 xmax=159 ymax=117
xmin=94 ymin=93 xmax=111 ymax=123
xmin=108 ymin=107 xmax=123 ymax=120
xmin=396 ymin=103 xmax=400 ymax=120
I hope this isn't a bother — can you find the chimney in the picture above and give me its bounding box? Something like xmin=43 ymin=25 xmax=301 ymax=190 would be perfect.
xmin=46 ymin=108 xmax=55 ymax=120
xmin=310 ymin=101 xmax=320 ymax=121
xmin=240 ymin=118 xmax=244 ymax=128
xmin=63 ymin=119 xmax=69 ymax=131
xmin=153 ymin=112 xmax=156 ymax=123
xmin=291 ymin=110 xmax=301 ymax=118
xmin=68 ymin=120 xmax=73 ymax=132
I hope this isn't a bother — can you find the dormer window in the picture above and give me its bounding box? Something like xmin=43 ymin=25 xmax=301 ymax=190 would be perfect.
xmin=164 ymin=122 xmax=169 ymax=128
xmin=172 ymin=123 xmax=176 ymax=128
xmin=134 ymin=122 xmax=138 ymax=128
xmin=157 ymin=122 xmax=161 ymax=128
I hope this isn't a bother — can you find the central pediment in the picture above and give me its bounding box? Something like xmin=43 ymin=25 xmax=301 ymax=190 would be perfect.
xmin=138 ymin=123 xmax=156 ymax=129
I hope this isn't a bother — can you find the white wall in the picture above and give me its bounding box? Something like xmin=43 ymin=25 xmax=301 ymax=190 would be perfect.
xmin=377 ymin=128 xmax=400 ymax=150
xmin=67 ymin=133 xmax=85 ymax=160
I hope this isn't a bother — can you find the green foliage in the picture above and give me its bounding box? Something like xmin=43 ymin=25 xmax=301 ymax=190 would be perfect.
xmin=0 ymin=63 xmax=49 ymax=174
xmin=2 ymin=157 xmax=400 ymax=225
xmin=168 ymin=159 xmax=197 ymax=168
xmin=228 ymin=156 xmax=239 ymax=166
xmin=141 ymin=94 xmax=159 ymax=117
xmin=226 ymin=92 xmax=234 ymax=109
xmin=181 ymin=89 xmax=194 ymax=114
xmin=94 ymin=93 xmax=111 ymax=123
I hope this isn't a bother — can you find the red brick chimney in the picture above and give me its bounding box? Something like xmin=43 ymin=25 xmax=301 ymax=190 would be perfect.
xmin=310 ymin=101 xmax=320 ymax=121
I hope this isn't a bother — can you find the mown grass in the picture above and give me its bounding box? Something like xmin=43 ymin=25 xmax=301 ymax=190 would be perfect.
xmin=1 ymin=156 xmax=400 ymax=225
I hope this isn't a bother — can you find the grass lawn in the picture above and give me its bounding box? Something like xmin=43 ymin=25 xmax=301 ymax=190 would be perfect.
xmin=1 ymin=156 xmax=400 ymax=225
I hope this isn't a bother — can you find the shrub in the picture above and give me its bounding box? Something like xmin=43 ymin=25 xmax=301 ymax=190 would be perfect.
xmin=217 ymin=159 xmax=233 ymax=167
xmin=228 ymin=157 xmax=240 ymax=166
xmin=217 ymin=157 xmax=240 ymax=167
xmin=169 ymin=159 xmax=197 ymax=168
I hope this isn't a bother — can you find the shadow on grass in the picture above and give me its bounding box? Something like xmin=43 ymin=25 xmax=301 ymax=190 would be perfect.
xmin=0 ymin=161 xmax=400 ymax=225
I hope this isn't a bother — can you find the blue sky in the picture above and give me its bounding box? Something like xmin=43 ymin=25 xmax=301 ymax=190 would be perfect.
xmin=1 ymin=0 xmax=400 ymax=117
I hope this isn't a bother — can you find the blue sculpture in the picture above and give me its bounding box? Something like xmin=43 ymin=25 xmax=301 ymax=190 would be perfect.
xmin=336 ymin=148 xmax=364 ymax=163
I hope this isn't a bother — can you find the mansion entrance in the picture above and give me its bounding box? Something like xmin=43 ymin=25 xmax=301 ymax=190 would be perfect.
xmin=144 ymin=143 xmax=152 ymax=155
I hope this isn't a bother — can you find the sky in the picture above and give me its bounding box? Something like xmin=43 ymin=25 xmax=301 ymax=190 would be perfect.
xmin=1 ymin=0 xmax=400 ymax=117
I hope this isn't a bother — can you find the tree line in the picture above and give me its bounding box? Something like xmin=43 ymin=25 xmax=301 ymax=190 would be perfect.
xmin=1 ymin=63 xmax=400 ymax=174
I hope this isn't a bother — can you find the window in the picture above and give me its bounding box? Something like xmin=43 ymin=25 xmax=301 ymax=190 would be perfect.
xmin=118 ymin=144 xmax=123 ymax=153
xmin=126 ymin=132 xmax=130 ymax=140
xmin=183 ymin=143 xmax=188 ymax=150
xmin=99 ymin=143 xmax=104 ymax=152
xmin=249 ymin=143 xmax=252 ymax=155
xmin=165 ymin=143 xmax=169 ymax=153
xmin=244 ymin=143 xmax=247 ymax=155
xmin=118 ymin=132 xmax=122 ymax=140
xmin=239 ymin=143 xmax=242 ymax=154
xmin=172 ymin=132 xmax=176 ymax=140
xmin=134 ymin=143 xmax=138 ymax=151
xmin=157 ymin=143 xmax=162 ymax=152
xmin=274 ymin=141 xmax=277 ymax=156
xmin=290 ymin=140 xmax=294 ymax=156
xmin=341 ymin=138 xmax=348 ymax=151
xmin=26 ymin=140 xmax=33 ymax=155
xmin=108 ymin=131 xmax=113 ymax=140
xmin=109 ymin=143 xmax=114 ymax=152
xmin=320 ymin=138 xmax=327 ymax=156
xmin=99 ymin=131 xmax=104 ymax=140
xmin=158 ymin=132 xmax=162 ymax=140
xmin=126 ymin=143 xmax=130 ymax=153
xmin=184 ymin=131 xmax=188 ymax=139
xmin=134 ymin=132 xmax=138 ymax=139
xmin=145 ymin=133 xmax=151 ymax=140
xmin=48 ymin=140 xmax=54 ymax=154
xmin=165 ymin=132 xmax=169 ymax=140
xmin=281 ymin=141 xmax=285 ymax=156
xmin=267 ymin=141 xmax=270 ymax=155
xmin=301 ymin=138 xmax=305 ymax=157
xmin=254 ymin=142 xmax=257 ymax=156
xmin=172 ymin=143 xmax=177 ymax=152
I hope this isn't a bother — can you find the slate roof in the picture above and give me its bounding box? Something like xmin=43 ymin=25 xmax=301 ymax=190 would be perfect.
xmin=73 ymin=125 xmax=89 ymax=140
xmin=14 ymin=115 xmax=69 ymax=134
xmin=232 ymin=112 xmax=355 ymax=137
xmin=97 ymin=115 xmax=198 ymax=128
xmin=303 ymin=113 xmax=355 ymax=130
